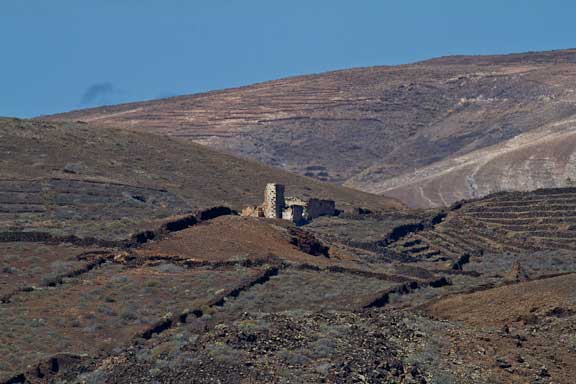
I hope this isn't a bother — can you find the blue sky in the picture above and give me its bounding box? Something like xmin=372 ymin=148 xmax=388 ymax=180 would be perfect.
xmin=1 ymin=0 xmax=575 ymax=118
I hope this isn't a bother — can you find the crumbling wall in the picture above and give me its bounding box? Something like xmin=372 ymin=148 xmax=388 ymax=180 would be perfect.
xmin=306 ymin=198 xmax=336 ymax=219
xmin=263 ymin=183 xmax=285 ymax=219
xmin=282 ymin=205 xmax=304 ymax=224
xmin=286 ymin=196 xmax=336 ymax=220
xmin=285 ymin=197 xmax=307 ymax=207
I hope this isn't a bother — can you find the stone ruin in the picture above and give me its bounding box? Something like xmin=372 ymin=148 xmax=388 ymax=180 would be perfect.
xmin=241 ymin=183 xmax=336 ymax=224
xmin=263 ymin=183 xmax=285 ymax=219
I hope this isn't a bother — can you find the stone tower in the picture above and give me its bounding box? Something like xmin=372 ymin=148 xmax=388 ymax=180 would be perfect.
xmin=263 ymin=183 xmax=285 ymax=218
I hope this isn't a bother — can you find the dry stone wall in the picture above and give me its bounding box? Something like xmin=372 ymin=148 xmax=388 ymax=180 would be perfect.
xmin=264 ymin=183 xmax=285 ymax=219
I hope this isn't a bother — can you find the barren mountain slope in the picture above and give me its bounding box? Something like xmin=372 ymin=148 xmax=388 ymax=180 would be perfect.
xmin=352 ymin=123 xmax=576 ymax=207
xmin=45 ymin=49 xmax=576 ymax=207
xmin=2 ymin=119 xmax=576 ymax=384
xmin=0 ymin=118 xmax=402 ymax=240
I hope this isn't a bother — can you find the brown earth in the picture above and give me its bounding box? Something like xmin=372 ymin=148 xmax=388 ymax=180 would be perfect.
xmin=134 ymin=216 xmax=328 ymax=265
xmin=0 ymin=117 xmax=402 ymax=240
xmin=0 ymin=242 xmax=107 ymax=299
xmin=426 ymin=273 xmax=576 ymax=327
xmin=0 ymin=257 xmax=264 ymax=377
xmin=134 ymin=215 xmax=407 ymax=272
xmin=424 ymin=274 xmax=576 ymax=383
xmin=0 ymin=211 xmax=436 ymax=382
xmin=381 ymin=187 xmax=576 ymax=271
xmin=4 ymin=111 xmax=576 ymax=382
xmin=44 ymin=49 xmax=576 ymax=208
xmin=3 ymin=186 xmax=576 ymax=383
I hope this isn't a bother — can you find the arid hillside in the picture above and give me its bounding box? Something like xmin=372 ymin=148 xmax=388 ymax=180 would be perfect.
xmin=3 ymin=184 xmax=576 ymax=383
xmin=45 ymin=49 xmax=576 ymax=207
xmin=0 ymin=118 xmax=402 ymax=240
xmin=1 ymin=118 xmax=575 ymax=384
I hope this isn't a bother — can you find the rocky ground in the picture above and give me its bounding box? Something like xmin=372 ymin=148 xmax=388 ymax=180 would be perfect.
xmin=2 ymin=119 xmax=576 ymax=383
xmin=2 ymin=191 xmax=576 ymax=383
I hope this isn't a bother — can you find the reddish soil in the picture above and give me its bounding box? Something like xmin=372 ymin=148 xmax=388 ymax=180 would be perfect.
xmin=424 ymin=274 xmax=576 ymax=383
xmin=0 ymin=262 xmax=263 ymax=378
xmin=0 ymin=243 xmax=107 ymax=298
xmin=426 ymin=273 xmax=576 ymax=327
xmin=135 ymin=216 xmax=323 ymax=264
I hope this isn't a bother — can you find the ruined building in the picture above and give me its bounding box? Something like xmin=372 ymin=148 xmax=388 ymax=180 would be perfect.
xmin=285 ymin=197 xmax=336 ymax=220
xmin=241 ymin=183 xmax=336 ymax=224
xmin=282 ymin=204 xmax=304 ymax=223
xmin=263 ymin=183 xmax=285 ymax=219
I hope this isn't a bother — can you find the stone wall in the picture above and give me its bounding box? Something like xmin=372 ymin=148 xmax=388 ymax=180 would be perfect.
xmin=241 ymin=206 xmax=265 ymax=218
xmin=282 ymin=205 xmax=304 ymax=224
xmin=306 ymin=198 xmax=336 ymax=219
xmin=263 ymin=183 xmax=285 ymax=219
xmin=286 ymin=196 xmax=335 ymax=220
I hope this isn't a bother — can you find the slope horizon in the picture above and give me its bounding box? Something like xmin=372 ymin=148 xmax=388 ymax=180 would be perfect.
xmin=37 ymin=47 xmax=576 ymax=118
xmin=3 ymin=0 xmax=576 ymax=118
xmin=45 ymin=47 xmax=576 ymax=208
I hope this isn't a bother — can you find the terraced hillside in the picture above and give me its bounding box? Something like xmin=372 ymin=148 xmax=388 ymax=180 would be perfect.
xmin=3 ymin=186 xmax=576 ymax=383
xmin=4 ymin=209 xmax=575 ymax=383
xmin=4 ymin=117 xmax=576 ymax=382
xmin=0 ymin=212 xmax=452 ymax=383
xmin=386 ymin=188 xmax=576 ymax=268
xmin=0 ymin=117 xmax=402 ymax=240
xmin=303 ymin=187 xmax=576 ymax=277
xmin=45 ymin=49 xmax=576 ymax=207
